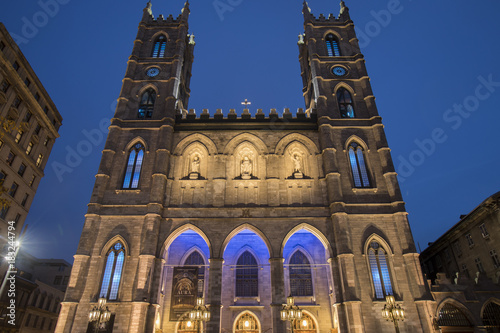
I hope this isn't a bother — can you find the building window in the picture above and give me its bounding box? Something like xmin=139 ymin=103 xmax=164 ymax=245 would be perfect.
xmin=337 ymin=87 xmax=355 ymax=118
xmin=34 ymin=124 xmax=41 ymax=135
xmin=0 ymin=41 xmax=5 ymax=51
xmin=13 ymin=61 xmax=20 ymax=71
xmin=184 ymin=251 xmax=205 ymax=297
xmin=14 ymin=214 xmax=21 ymax=223
xmin=8 ymin=182 xmax=18 ymax=197
xmin=24 ymin=78 xmax=30 ymax=87
xmin=453 ymin=240 xmax=462 ymax=257
xmin=461 ymin=264 xmax=469 ymax=278
xmin=33 ymin=315 xmax=38 ymax=328
xmin=482 ymin=302 xmax=500 ymax=329
xmin=14 ymin=130 xmax=23 ymax=144
xmin=44 ymin=137 xmax=50 ymax=146
xmin=490 ymin=250 xmax=500 ymax=268
xmin=44 ymin=106 xmax=49 ymax=114
xmin=25 ymin=142 xmax=34 ymax=156
xmin=348 ymin=142 xmax=370 ymax=188
xmin=62 ymin=276 xmax=69 ymax=285
xmin=18 ymin=163 xmax=26 ymax=176
xmin=437 ymin=303 xmax=472 ymax=327
xmin=6 ymin=151 xmax=15 ymax=165
xmin=466 ymin=233 xmax=474 ymax=247
xmin=40 ymin=317 xmax=45 ymax=330
xmin=34 ymin=92 xmax=40 ymax=101
xmin=100 ymin=242 xmax=125 ymax=300
xmin=23 ymin=111 xmax=32 ymax=123
xmin=21 ymin=193 xmax=29 ymax=207
xmin=235 ymin=313 xmax=259 ymax=332
xmin=0 ymin=206 xmax=9 ymax=219
xmin=444 ymin=248 xmax=452 ymax=263
xmin=480 ymin=223 xmax=489 ymax=238
xmin=12 ymin=96 xmax=22 ymax=108
xmin=325 ymin=34 xmax=340 ymax=57
xmin=53 ymin=276 xmax=62 ymax=285
xmin=0 ymin=79 xmax=10 ymax=93
xmin=475 ymin=258 xmax=485 ymax=273
xmin=151 ymin=35 xmax=167 ymax=58
xmin=368 ymin=241 xmax=393 ymax=299
xmin=29 ymin=175 xmax=36 ymax=187
xmin=235 ymin=251 xmax=258 ymax=297
xmin=0 ymin=170 xmax=6 ymax=182
xmin=122 ymin=143 xmax=144 ymax=189
xmin=289 ymin=250 xmax=313 ymax=297
xmin=138 ymin=89 xmax=156 ymax=119
xmin=292 ymin=312 xmax=317 ymax=331
xmin=35 ymin=154 xmax=43 ymax=167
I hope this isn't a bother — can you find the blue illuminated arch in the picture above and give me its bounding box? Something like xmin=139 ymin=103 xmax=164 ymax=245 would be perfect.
xmin=100 ymin=241 xmax=125 ymax=300
xmin=162 ymin=224 xmax=212 ymax=260
xmin=221 ymin=224 xmax=272 ymax=259
xmin=281 ymin=223 xmax=333 ymax=259
xmin=364 ymin=235 xmax=394 ymax=299
xmin=122 ymin=143 xmax=145 ymax=189
xmin=151 ymin=35 xmax=167 ymax=58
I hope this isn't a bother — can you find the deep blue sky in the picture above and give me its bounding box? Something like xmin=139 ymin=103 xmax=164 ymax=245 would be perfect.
xmin=1 ymin=0 xmax=499 ymax=262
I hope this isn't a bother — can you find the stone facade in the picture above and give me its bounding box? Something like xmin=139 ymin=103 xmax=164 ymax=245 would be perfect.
xmin=56 ymin=2 xmax=435 ymax=332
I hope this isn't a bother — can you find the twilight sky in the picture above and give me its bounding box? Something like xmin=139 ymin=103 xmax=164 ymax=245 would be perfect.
xmin=1 ymin=0 xmax=499 ymax=262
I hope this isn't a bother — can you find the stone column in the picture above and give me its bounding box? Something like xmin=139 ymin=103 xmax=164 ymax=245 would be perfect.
xmin=54 ymin=302 xmax=78 ymax=333
xmin=269 ymin=257 xmax=286 ymax=333
xmin=206 ymin=258 xmax=223 ymax=333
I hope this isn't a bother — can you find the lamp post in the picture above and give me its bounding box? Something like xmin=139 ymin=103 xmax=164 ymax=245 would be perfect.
xmin=280 ymin=295 xmax=303 ymax=333
xmin=89 ymin=297 xmax=112 ymax=333
xmin=187 ymin=297 xmax=210 ymax=333
xmin=381 ymin=295 xmax=405 ymax=333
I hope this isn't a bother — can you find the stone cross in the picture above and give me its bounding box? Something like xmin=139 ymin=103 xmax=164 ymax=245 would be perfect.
xmin=241 ymin=99 xmax=251 ymax=108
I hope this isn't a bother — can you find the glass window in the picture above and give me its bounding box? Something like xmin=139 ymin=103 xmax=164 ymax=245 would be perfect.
xmin=8 ymin=182 xmax=18 ymax=197
xmin=325 ymin=34 xmax=341 ymax=57
xmin=6 ymin=151 xmax=15 ymax=165
xmin=151 ymin=35 xmax=167 ymax=58
xmin=14 ymin=130 xmax=23 ymax=144
xmin=292 ymin=312 xmax=317 ymax=331
xmin=184 ymin=251 xmax=205 ymax=297
xmin=0 ymin=41 xmax=5 ymax=51
xmin=62 ymin=276 xmax=69 ymax=285
xmin=25 ymin=142 xmax=34 ymax=155
xmin=138 ymin=89 xmax=156 ymax=119
xmin=490 ymin=250 xmax=500 ymax=268
xmin=34 ymin=124 xmax=41 ymax=135
xmin=0 ymin=206 xmax=9 ymax=219
xmin=23 ymin=111 xmax=32 ymax=123
xmin=437 ymin=303 xmax=471 ymax=327
xmin=18 ymin=163 xmax=26 ymax=176
xmin=453 ymin=240 xmax=462 ymax=257
xmin=0 ymin=170 xmax=6 ymax=182
xmin=368 ymin=241 xmax=393 ymax=299
xmin=21 ymin=193 xmax=29 ymax=207
xmin=29 ymin=175 xmax=36 ymax=187
xmin=35 ymin=154 xmax=43 ymax=167
xmin=122 ymin=143 xmax=145 ymax=189
xmin=14 ymin=214 xmax=21 ymax=223
xmin=12 ymin=96 xmax=22 ymax=108
xmin=475 ymin=258 xmax=485 ymax=273
xmin=461 ymin=264 xmax=469 ymax=278
xmin=235 ymin=313 xmax=259 ymax=332
xmin=43 ymin=137 xmax=50 ymax=146
xmin=348 ymin=142 xmax=370 ymax=187
xmin=289 ymin=251 xmax=313 ymax=296
xmin=235 ymin=251 xmax=258 ymax=297
xmin=34 ymin=92 xmax=40 ymax=101
xmin=100 ymin=242 xmax=125 ymax=300
xmin=24 ymin=78 xmax=30 ymax=87
xmin=13 ymin=61 xmax=20 ymax=71
xmin=53 ymin=276 xmax=62 ymax=285
xmin=466 ymin=233 xmax=474 ymax=247
xmin=0 ymin=79 xmax=10 ymax=93
xmin=480 ymin=223 xmax=489 ymax=238
xmin=337 ymin=87 xmax=355 ymax=118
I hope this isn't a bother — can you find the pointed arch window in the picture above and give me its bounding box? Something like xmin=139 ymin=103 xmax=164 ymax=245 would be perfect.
xmin=236 ymin=251 xmax=258 ymax=297
xmin=368 ymin=241 xmax=393 ymax=299
xmin=152 ymin=35 xmax=167 ymax=58
xmin=482 ymin=302 xmax=500 ymax=330
xmin=122 ymin=143 xmax=145 ymax=189
xmin=437 ymin=303 xmax=472 ymax=327
xmin=289 ymin=251 xmax=313 ymax=297
xmin=184 ymin=251 xmax=205 ymax=297
xmin=326 ymin=34 xmax=341 ymax=57
xmin=235 ymin=313 xmax=259 ymax=332
xmin=100 ymin=242 xmax=125 ymax=300
xmin=337 ymin=87 xmax=355 ymax=118
xmin=292 ymin=312 xmax=317 ymax=332
xmin=348 ymin=142 xmax=370 ymax=188
xmin=138 ymin=88 xmax=156 ymax=119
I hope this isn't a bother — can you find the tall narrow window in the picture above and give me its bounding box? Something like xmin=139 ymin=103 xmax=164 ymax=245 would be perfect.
xmin=337 ymin=87 xmax=355 ymax=118
xmin=289 ymin=251 xmax=313 ymax=297
xmin=151 ymin=35 xmax=167 ymax=58
xmin=138 ymin=89 xmax=156 ymax=119
xmin=368 ymin=241 xmax=393 ymax=299
xmin=482 ymin=302 xmax=500 ymax=330
xmin=100 ymin=242 xmax=125 ymax=300
xmin=235 ymin=251 xmax=258 ymax=297
xmin=326 ymin=34 xmax=341 ymax=57
xmin=122 ymin=143 xmax=145 ymax=189
xmin=348 ymin=143 xmax=370 ymax=188
xmin=184 ymin=251 xmax=205 ymax=297
xmin=475 ymin=257 xmax=485 ymax=273
xmin=491 ymin=250 xmax=500 ymax=268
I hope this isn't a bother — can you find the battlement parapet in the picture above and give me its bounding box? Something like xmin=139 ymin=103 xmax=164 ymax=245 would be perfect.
xmin=175 ymin=107 xmax=317 ymax=123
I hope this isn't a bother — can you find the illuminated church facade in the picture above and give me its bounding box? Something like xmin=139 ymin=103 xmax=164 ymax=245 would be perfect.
xmin=55 ymin=2 xmax=436 ymax=332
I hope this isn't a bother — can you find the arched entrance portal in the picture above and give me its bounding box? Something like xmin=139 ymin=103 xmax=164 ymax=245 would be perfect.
xmin=233 ymin=311 xmax=261 ymax=333
xmin=292 ymin=312 xmax=318 ymax=333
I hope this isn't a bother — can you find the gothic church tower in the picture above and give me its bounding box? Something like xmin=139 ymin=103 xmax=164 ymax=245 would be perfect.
xmin=56 ymin=2 xmax=434 ymax=333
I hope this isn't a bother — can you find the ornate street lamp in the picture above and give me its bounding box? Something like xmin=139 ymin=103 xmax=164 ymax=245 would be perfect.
xmin=89 ymin=297 xmax=112 ymax=333
xmin=187 ymin=297 xmax=210 ymax=333
xmin=381 ymin=295 xmax=405 ymax=333
xmin=280 ymin=295 xmax=303 ymax=333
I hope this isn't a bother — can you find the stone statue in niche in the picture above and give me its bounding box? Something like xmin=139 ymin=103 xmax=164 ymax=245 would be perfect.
xmin=189 ymin=155 xmax=200 ymax=179
xmin=240 ymin=156 xmax=252 ymax=180
xmin=292 ymin=153 xmax=303 ymax=178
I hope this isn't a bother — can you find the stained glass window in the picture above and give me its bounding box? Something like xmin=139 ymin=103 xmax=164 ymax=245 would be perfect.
xmin=138 ymin=88 xmax=156 ymax=119
xmin=236 ymin=251 xmax=258 ymax=297
xmin=348 ymin=143 xmax=370 ymax=188
xmin=326 ymin=34 xmax=341 ymax=57
xmin=289 ymin=251 xmax=313 ymax=297
xmin=337 ymin=87 xmax=355 ymax=118
xmin=152 ymin=35 xmax=167 ymax=58
xmin=100 ymin=242 xmax=125 ymax=300
xmin=122 ymin=143 xmax=145 ymax=189
xmin=235 ymin=313 xmax=259 ymax=332
xmin=368 ymin=241 xmax=393 ymax=299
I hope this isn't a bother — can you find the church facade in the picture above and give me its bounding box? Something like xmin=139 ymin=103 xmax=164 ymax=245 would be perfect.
xmin=56 ymin=2 xmax=436 ymax=332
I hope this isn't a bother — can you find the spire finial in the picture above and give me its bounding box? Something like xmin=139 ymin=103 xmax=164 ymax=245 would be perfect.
xmin=340 ymin=0 xmax=348 ymax=14
xmin=302 ymin=1 xmax=312 ymax=16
